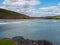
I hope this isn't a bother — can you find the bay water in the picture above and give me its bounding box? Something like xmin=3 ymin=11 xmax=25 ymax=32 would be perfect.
xmin=0 ymin=19 xmax=60 ymax=45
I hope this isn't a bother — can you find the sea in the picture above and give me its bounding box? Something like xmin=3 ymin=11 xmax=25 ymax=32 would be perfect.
xmin=0 ymin=19 xmax=60 ymax=45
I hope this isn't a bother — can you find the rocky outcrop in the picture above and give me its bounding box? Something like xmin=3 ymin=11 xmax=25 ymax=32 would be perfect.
xmin=12 ymin=36 xmax=25 ymax=45
xmin=12 ymin=36 xmax=52 ymax=45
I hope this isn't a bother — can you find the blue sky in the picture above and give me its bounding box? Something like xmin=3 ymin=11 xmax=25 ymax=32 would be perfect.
xmin=0 ymin=0 xmax=59 ymax=8
xmin=0 ymin=0 xmax=4 ymax=3
xmin=0 ymin=0 xmax=60 ymax=17
xmin=0 ymin=0 xmax=4 ymax=5
xmin=36 ymin=0 xmax=59 ymax=8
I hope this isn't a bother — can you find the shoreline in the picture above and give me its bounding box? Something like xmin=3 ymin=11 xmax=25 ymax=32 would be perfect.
xmin=0 ymin=36 xmax=53 ymax=45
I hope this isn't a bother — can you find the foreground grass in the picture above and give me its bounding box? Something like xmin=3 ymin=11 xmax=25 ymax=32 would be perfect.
xmin=0 ymin=38 xmax=16 ymax=45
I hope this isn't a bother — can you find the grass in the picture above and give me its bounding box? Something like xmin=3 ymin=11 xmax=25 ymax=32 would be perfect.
xmin=0 ymin=38 xmax=16 ymax=45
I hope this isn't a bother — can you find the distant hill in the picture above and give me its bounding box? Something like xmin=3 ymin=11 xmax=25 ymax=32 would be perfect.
xmin=0 ymin=8 xmax=31 ymax=19
xmin=0 ymin=8 xmax=60 ymax=19
xmin=32 ymin=15 xmax=60 ymax=19
xmin=40 ymin=15 xmax=60 ymax=19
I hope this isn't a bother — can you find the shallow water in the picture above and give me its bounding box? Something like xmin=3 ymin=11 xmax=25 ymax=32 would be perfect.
xmin=0 ymin=19 xmax=60 ymax=45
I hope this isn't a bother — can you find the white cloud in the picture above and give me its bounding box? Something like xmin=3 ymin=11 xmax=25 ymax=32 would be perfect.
xmin=0 ymin=0 xmax=41 ymax=17
xmin=3 ymin=0 xmax=40 ymax=6
xmin=38 ymin=6 xmax=60 ymax=16
xmin=0 ymin=0 xmax=60 ymax=17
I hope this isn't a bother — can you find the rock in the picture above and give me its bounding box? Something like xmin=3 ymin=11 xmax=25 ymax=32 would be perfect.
xmin=43 ymin=40 xmax=52 ymax=45
xmin=12 ymin=36 xmax=52 ymax=45
xmin=25 ymin=39 xmax=32 ymax=45
xmin=12 ymin=36 xmax=25 ymax=45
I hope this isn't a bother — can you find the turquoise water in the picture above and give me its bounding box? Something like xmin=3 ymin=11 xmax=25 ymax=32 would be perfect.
xmin=0 ymin=19 xmax=60 ymax=45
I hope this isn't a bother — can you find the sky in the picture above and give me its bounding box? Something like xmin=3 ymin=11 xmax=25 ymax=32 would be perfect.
xmin=0 ymin=0 xmax=60 ymax=17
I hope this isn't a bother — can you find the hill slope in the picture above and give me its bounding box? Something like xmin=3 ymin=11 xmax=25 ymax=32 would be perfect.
xmin=0 ymin=8 xmax=31 ymax=19
xmin=40 ymin=15 xmax=60 ymax=19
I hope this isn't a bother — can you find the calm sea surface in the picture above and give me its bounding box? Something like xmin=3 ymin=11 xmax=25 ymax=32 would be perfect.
xmin=0 ymin=19 xmax=60 ymax=45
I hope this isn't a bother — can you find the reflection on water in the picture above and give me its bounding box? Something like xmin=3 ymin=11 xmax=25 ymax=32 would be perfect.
xmin=0 ymin=19 xmax=60 ymax=45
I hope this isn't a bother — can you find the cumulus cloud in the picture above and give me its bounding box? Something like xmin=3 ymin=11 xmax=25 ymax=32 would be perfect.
xmin=0 ymin=0 xmax=41 ymax=16
xmin=0 ymin=0 xmax=60 ymax=17
xmin=3 ymin=0 xmax=40 ymax=6
xmin=37 ymin=5 xmax=60 ymax=16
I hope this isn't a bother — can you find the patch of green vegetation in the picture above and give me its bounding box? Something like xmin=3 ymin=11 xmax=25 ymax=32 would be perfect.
xmin=0 ymin=38 xmax=16 ymax=45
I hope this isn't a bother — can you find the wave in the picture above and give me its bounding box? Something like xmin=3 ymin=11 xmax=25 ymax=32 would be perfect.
xmin=0 ymin=21 xmax=29 ymax=25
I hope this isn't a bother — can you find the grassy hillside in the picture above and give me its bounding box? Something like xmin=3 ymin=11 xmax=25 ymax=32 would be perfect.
xmin=41 ymin=15 xmax=60 ymax=19
xmin=0 ymin=8 xmax=31 ymax=19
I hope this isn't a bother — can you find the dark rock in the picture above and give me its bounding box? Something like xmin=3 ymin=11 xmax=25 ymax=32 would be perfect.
xmin=43 ymin=40 xmax=52 ymax=45
xmin=12 ymin=36 xmax=52 ymax=45
xmin=25 ymin=39 xmax=32 ymax=45
xmin=12 ymin=36 xmax=25 ymax=45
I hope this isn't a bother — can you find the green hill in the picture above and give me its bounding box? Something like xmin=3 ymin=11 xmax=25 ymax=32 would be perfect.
xmin=41 ymin=15 xmax=60 ymax=19
xmin=0 ymin=8 xmax=31 ymax=19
